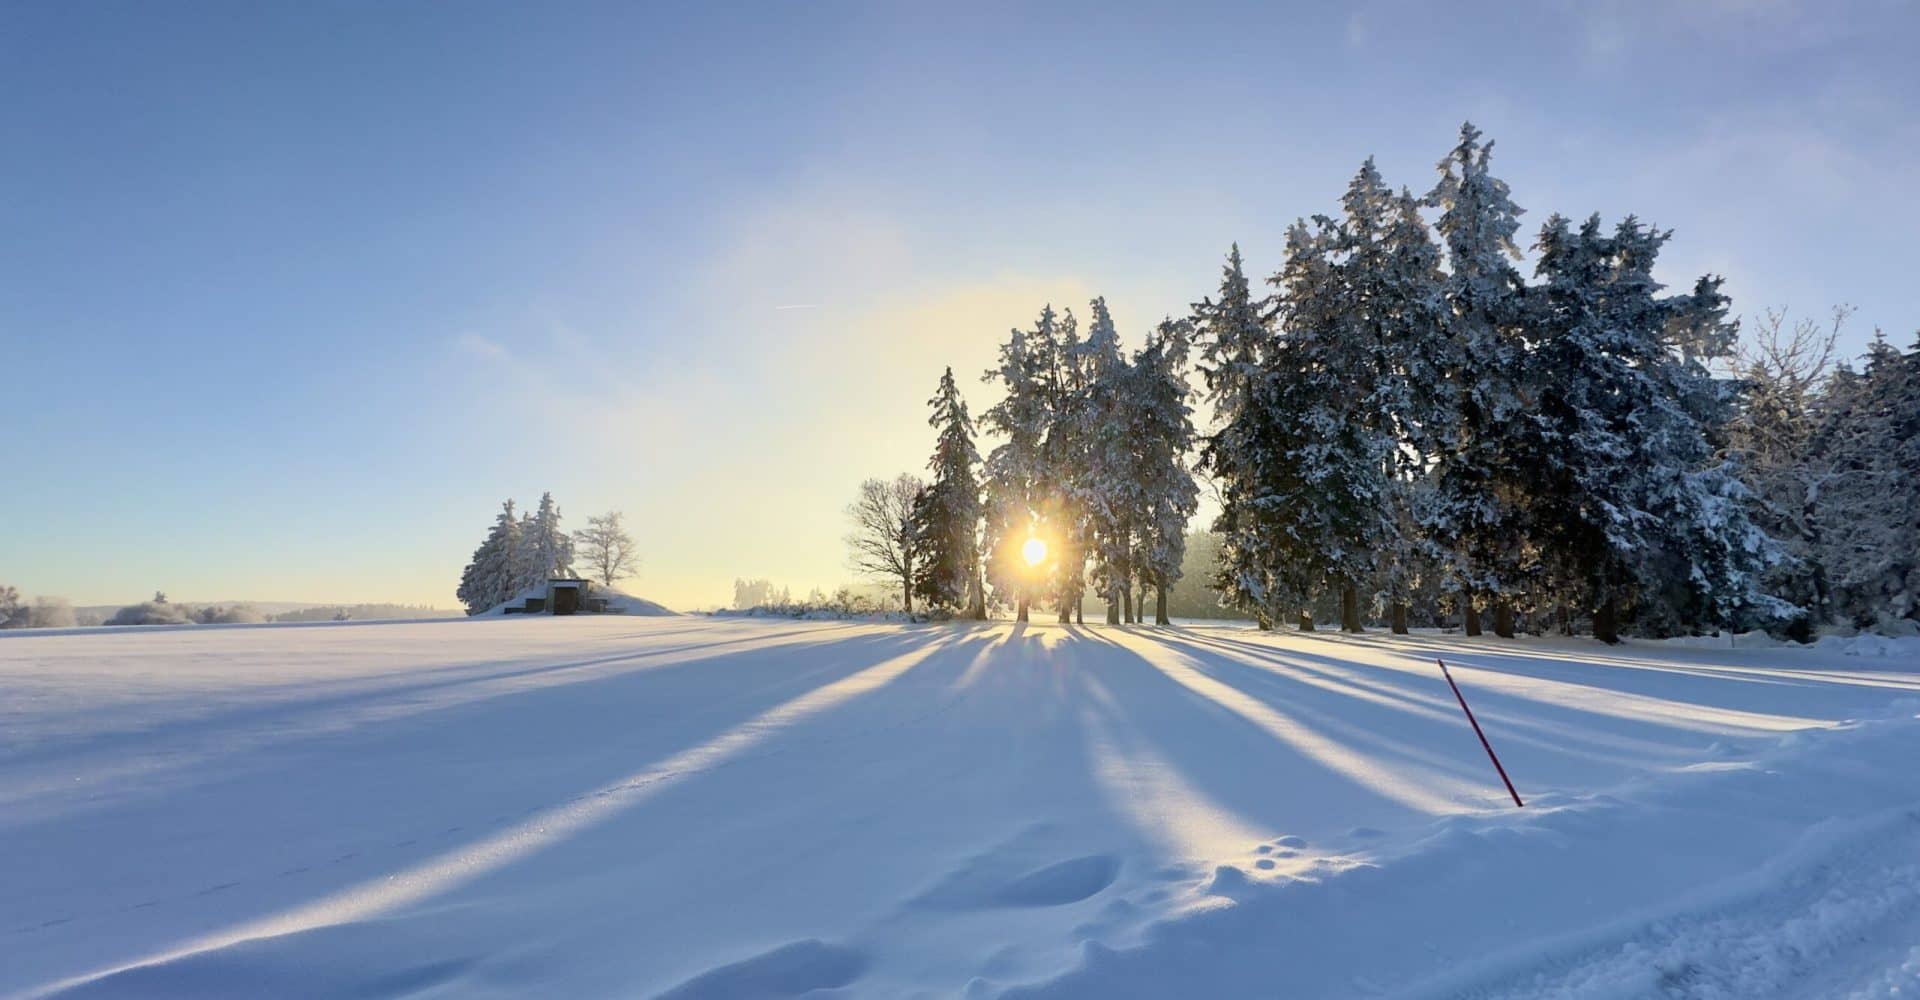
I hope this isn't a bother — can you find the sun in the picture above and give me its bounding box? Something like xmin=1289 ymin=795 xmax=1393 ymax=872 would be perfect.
xmin=1022 ymin=537 xmax=1048 ymax=566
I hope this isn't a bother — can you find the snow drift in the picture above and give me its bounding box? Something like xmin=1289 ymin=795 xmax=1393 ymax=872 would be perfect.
xmin=478 ymin=581 xmax=675 ymax=618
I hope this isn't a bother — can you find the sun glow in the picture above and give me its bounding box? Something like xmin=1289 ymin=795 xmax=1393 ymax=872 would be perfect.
xmin=1022 ymin=537 xmax=1048 ymax=566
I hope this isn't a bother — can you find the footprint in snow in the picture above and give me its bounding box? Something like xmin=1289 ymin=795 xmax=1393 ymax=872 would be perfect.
xmin=655 ymin=939 xmax=867 ymax=999
xmin=912 ymin=843 xmax=1121 ymax=911
xmin=989 ymin=855 xmax=1121 ymax=907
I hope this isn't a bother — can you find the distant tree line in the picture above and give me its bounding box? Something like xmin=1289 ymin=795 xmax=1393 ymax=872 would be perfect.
xmin=0 ymin=587 xmax=265 ymax=629
xmin=455 ymin=494 xmax=638 ymax=615
xmin=0 ymin=587 xmax=464 ymax=630
xmin=101 ymin=592 xmax=266 ymax=626
xmin=270 ymin=604 xmax=459 ymax=623
xmin=0 ymin=586 xmax=76 ymax=629
xmin=732 ymin=578 xmax=791 ymax=610
xmin=727 ymin=579 xmax=903 ymax=618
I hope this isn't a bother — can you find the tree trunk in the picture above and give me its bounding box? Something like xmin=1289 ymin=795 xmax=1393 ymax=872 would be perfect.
xmin=1075 ymin=597 xmax=1083 ymax=625
xmin=968 ymin=560 xmax=987 ymax=620
xmin=1593 ymin=593 xmax=1620 ymax=644
xmin=1340 ymin=584 xmax=1363 ymax=633
xmin=1463 ymin=588 xmax=1482 ymax=637
xmin=1016 ymin=597 xmax=1029 ymax=623
xmin=902 ymin=580 xmax=913 ymax=617
xmin=1298 ymin=609 xmax=1315 ymax=632
xmin=1492 ymin=600 xmax=1514 ymax=639
xmin=1122 ymin=588 xmax=1133 ymax=625
xmin=1390 ymin=603 xmax=1409 ymax=635
xmin=1155 ymin=580 xmax=1170 ymax=625
xmin=1106 ymin=599 xmax=1120 ymax=625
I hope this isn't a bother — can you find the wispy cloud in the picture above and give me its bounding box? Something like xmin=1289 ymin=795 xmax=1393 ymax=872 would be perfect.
xmin=452 ymin=331 xmax=510 ymax=362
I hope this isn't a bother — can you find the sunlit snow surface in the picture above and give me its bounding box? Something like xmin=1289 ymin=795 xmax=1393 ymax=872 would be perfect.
xmin=3 ymin=617 xmax=1918 ymax=998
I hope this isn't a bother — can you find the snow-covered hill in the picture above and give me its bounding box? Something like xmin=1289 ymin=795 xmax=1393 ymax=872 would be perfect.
xmin=478 ymin=582 xmax=676 ymax=617
xmin=2 ymin=618 xmax=1916 ymax=998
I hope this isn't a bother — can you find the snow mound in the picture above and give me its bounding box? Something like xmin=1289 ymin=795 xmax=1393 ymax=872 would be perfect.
xmin=1639 ymin=630 xmax=1920 ymax=659
xmin=1637 ymin=630 xmax=1783 ymax=650
xmin=656 ymin=939 xmax=868 ymax=999
xmin=479 ymin=582 xmax=674 ymax=617
xmin=1814 ymin=632 xmax=1920 ymax=659
xmin=597 ymin=589 xmax=675 ymax=616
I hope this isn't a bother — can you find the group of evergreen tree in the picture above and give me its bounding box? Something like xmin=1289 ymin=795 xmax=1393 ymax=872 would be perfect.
xmin=877 ymin=122 xmax=1918 ymax=641
xmin=456 ymin=492 xmax=575 ymax=615
xmin=1202 ymin=123 xmax=1797 ymax=642
xmin=903 ymin=300 xmax=1200 ymax=624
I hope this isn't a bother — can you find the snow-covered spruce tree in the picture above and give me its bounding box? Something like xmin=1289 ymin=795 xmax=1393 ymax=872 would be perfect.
xmin=1522 ymin=216 xmax=1660 ymax=642
xmin=1523 ymin=215 xmax=1775 ymax=641
xmin=1079 ymin=297 xmax=1142 ymax=624
xmin=1258 ymin=162 xmax=1406 ymax=634
xmin=1039 ymin=306 xmax=1093 ymax=623
xmin=910 ymin=366 xmax=986 ymax=617
xmin=1194 ymin=245 xmax=1286 ymax=627
xmin=456 ymin=499 xmax=524 ymax=615
xmin=1370 ymin=186 xmax=1450 ymax=635
xmin=981 ymin=309 xmax=1058 ymax=622
xmin=513 ymin=508 xmax=538 ymax=594
xmin=1130 ymin=318 xmax=1201 ymax=625
xmin=1634 ymin=274 xmax=1783 ymax=635
xmin=521 ymin=491 xmax=573 ymax=591
xmin=1423 ymin=122 xmax=1531 ymax=636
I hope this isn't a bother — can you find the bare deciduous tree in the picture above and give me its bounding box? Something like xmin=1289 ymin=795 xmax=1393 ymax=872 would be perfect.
xmin=572 ymin=511 xmax=640 ymax=588
xmin=1730 ymin=306 xmax=1850 ymax=621
xmin=846 ymin=474 xmax=925 ymax=615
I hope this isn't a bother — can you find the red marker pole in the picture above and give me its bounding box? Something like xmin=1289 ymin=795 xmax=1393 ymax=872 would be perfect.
xmin=1437 ymin=657 xmax=1523 ymax=808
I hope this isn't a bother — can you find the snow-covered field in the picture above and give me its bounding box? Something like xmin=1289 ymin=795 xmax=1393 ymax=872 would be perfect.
xmin=3 ymin=617 xmax=1917 ymax=999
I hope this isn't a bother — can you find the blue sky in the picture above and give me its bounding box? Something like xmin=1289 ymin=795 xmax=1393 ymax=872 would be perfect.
xmin=3 ymin=1 xmax=1915 ymax=609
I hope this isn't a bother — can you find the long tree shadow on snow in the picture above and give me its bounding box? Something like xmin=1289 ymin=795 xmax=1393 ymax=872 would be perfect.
xmin=10 ymin=627 xmax=970 ymax=998
xmin=1127 ymin=627 xmax=1879 ymax=801
xmin=1136 ymin=631 xmax=1715 ymax=792
xmin=1234 ymin=625 xmax=1920 ymax=695
xmin=1168 ymin=625 xmax=1908 ymax=736
xmin=1049 ymin=628 xmax=1473 ymax=855
xmin=1 ymin=621 xmax=877 ymax=786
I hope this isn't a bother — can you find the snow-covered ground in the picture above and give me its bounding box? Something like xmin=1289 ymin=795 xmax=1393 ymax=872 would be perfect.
xmin=3 ymin=617 xmax=1917 ymax=998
